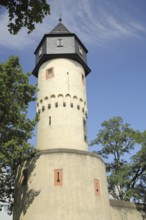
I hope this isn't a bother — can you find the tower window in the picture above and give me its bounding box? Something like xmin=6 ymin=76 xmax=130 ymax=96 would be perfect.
xmin=77 ymin=105 xmax=80 ymax=110
xmin=39 ymin=47 xmax=42 ymax=57
xmin=54 ymin=169 xmax=63 ymax=186
xmin=79 ymin=45 xmax=83 ymax=55
xmin=82 ymin=74 xmax=85 ymax=84
xmin=94 ymin=179 xmax=100 ymax=196
xmin=83 ymin=118 xmax=86 ymax=131
xmin=46 ymin=67 xmax=54 ymax=79
xmin=83 ymin=118 xmax=87 ymax=142
xmin=49 ymin=116 xmax=51 ymax=125
xmin=57 ymin=39 xmax=63 ymax=47
xmin=84 ymin=135 xmax=87 ymax=142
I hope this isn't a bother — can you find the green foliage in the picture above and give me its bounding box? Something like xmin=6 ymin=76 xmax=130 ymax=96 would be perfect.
xmin=0 ymin=56 xmax=37 ymax=212
xmin=90 ymin=116 xmax=146 ymax=207
xmin=0 ymin=0 xmax=50 ymax=34
xmin=131 ymin=141 xmax=146 ymax=205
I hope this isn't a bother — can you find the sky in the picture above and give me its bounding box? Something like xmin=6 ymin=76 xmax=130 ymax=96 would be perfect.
xmin=0 ymin=0 xmax=146 ymax=150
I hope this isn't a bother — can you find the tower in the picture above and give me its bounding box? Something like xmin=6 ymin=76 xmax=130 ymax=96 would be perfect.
xmin=13 ymin=20 xmax=111 ymax=220
xmin=33 ymin=18 xmax=90 ymax=151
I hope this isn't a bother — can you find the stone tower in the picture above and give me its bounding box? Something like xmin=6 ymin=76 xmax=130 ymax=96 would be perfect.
xmin=13 ymin=20 xmax=111 ymax=220
xmin=33 ymin=18 xmax=90 ymax=151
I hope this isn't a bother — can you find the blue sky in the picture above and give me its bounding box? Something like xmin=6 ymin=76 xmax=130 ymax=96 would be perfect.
xmin=0 ymin=0 xmax=146 ymax=149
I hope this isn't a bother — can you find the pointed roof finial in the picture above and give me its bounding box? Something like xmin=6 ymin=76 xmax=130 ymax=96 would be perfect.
xmin=59 ymin=17 xmax=62 ymax=23
xmin=49 ymin=18 xmax=71 ymax=34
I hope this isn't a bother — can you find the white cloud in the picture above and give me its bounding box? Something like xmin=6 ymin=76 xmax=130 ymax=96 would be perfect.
xmin=0 ymin=0 xmax=146 ymax=50
xmin=46 ymin=0 xmax=146 ymax=46
xmin=0 ymin=13 xmax=35 ymax=50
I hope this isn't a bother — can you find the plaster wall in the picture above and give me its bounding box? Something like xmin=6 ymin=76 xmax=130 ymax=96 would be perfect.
xmin=37 ymin=59 xmax=88 ymax=151
xmin=110 ymin=200 xmax=143 ymax=220
xmin=13 ymin=150 xmax=111 ymax=220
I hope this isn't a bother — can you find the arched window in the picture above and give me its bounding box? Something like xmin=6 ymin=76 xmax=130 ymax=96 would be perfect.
xmin=58 ymin=94 xmax=64 ymax=106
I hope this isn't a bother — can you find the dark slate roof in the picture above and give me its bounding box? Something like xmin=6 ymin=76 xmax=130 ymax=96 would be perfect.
xmin=49 ymin=19 xmax=71 ymax=34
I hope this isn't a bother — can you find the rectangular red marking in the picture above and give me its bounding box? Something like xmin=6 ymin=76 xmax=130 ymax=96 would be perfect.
xmin=54 ymin=169 xmax=63 ymax=186
xmin=94 ymin=179 xmax=100 ymax=196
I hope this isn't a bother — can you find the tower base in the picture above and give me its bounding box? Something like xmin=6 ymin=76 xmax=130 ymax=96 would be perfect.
xmin=13 ymin=149 xmax=111 ymax=220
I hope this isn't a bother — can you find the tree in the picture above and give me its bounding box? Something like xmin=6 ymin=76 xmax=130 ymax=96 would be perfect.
xmin=0 ymin=0 xmax=50 ymax=34
xmin=90 ymin=116 xmax=146 ymax=204
xmin=0 ymin=56 xmax=37 ymax=213
xmin=130 ymin=136 xmax=146 ymax=206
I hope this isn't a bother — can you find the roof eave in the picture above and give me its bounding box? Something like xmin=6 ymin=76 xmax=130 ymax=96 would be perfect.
xmin=32 ymin=54 xmax=91 ymax=78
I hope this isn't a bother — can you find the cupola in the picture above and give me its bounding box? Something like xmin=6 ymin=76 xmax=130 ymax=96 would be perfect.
xmin=32 ymin=19 xmax=91 ymax=77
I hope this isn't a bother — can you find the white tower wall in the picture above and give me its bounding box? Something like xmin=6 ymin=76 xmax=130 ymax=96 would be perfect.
xmin=13 ymin=150 xmax=112 ymax=220
xmin=37 ymin=58 xmax=88 ymax=151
